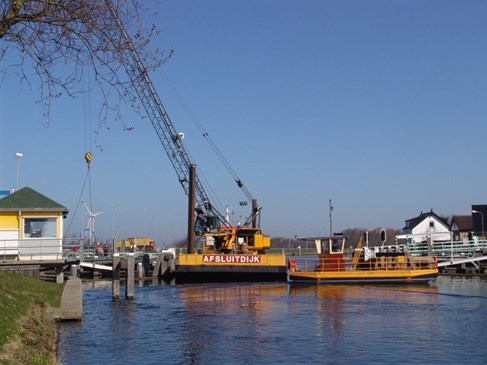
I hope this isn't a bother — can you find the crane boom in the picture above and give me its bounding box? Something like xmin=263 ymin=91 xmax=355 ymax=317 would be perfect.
xmin=105 ymin=2 xmax=223 ymax=222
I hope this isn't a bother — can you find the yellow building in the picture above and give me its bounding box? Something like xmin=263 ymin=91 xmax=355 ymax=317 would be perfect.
xmin=0 ymin=187 xmax=68 ymax=261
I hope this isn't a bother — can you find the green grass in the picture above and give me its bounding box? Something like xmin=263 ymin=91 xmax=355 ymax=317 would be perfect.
xmin=0 ymin=271 xmax=65 ymax=363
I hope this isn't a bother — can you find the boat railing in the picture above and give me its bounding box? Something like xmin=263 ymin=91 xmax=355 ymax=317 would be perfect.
xmin=290 ymin=255 xmax=438 ymax=273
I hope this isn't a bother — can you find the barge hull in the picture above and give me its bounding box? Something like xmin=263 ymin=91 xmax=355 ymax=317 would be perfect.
xmin=288 ymin=271 xmax=438 ymax=285
xmin=175 ymin=253 xmax=287 ymax=283
xmin=176 ymin=266 xmax=287 ymax=283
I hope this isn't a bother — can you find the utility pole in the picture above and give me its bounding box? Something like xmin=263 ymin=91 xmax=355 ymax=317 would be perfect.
xmin=15 ymin=152 xmax=23 ymax=191
xmin=329 ymin=199 xmax=333 ymax=237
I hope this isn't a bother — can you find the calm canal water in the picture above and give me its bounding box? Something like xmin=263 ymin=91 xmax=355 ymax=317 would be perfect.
xmin=57 ymin=276 xmax=487 ymax=365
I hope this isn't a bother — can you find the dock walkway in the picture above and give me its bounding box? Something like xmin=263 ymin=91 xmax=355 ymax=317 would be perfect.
xmin=48 ymin=276 xmax=82 ymax=321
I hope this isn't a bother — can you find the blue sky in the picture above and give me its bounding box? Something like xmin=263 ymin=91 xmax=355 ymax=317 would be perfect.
xmin=1 ymin=0 xmax=487 ymax=244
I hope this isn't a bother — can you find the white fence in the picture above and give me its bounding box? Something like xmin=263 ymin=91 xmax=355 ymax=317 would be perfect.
xmin=1 ymin=238 xmax=65 ymax=261
xmin=406 ymin=239 xmax=487 ymax=260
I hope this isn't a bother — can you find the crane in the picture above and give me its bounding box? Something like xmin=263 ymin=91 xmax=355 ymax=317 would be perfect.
xmin=105 ymin=2 xmax=266 ymax=250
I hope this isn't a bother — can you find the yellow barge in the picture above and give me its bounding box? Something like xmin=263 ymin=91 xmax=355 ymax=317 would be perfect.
xmin=288 ymin=236 xmax=438 ymax=284
xmin=175 ymin=227 xmax=287 ymax=283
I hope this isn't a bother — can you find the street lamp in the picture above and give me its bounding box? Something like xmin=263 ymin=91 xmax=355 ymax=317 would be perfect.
xmin=144 ymin=209 xmax=148 ymax=238
xmin=151 ymin=215 xmax=156 ymax=243
xmin=112 ymin=204 xmax=116 ymax=254
xmin=329 ymin=198 xmax=333 ymax=237
xmin=15 ymin=152 xmax=23 ymax=191
xmin=472 ymin=210 xmax=484 ymax=238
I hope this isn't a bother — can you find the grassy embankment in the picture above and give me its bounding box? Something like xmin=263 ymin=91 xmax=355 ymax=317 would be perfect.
xmin=0 ymin=271 xmax=64 ymax=365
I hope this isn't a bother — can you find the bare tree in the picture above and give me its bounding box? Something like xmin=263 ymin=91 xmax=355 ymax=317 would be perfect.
xmin=0 ymin=0 xmax=171 ymax=133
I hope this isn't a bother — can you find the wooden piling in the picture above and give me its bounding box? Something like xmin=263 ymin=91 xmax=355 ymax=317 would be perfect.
xmin=126 ymin=254 xmax=135 ymax=300
xmin=112 ymin=254 xmax=120 ymax=301
xmin=161 ymin=259 xmax=168 ymax=278
xmin=152 ymin=254 xmax=162 ymax=278
xmin=137 ymin=262 xmax=143 ymax=279
xmin=56 ymin=265 xmax=64 ymax=283
xmin=70 ymin=264 xmax=78 ymax=278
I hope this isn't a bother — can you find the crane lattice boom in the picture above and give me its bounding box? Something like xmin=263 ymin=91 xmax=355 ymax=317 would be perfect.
xmin=106 ymin=2 xmax=220 ymax=219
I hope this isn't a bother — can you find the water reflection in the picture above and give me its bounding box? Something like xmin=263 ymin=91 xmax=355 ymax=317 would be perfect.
xmin=57 ymin=278 xmax=487 ymax=365
xmin=174 ymin=283 xmax=289 ymax=363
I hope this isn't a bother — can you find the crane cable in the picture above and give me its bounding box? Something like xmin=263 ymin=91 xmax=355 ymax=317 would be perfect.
xmin=160 ymin=71 xmax=254 ymax=203
xmin=65 ymin=64 xmax=95 ymax=243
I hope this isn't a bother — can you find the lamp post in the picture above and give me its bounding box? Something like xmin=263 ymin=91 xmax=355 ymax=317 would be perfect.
xmin=329 ymin=198 xmax=333 ymax=237
xmin=472 ymin=210 xmax=484 ymax=238
xmin=15 ymin=152 xmax=23 ymax=191
xmin=151 ymin=215 xmax=156 ymax=243
xmin=144 ymin=209 xmax=147 ymax=238
xmin=112 ymin=204 xmax=116 ymax=254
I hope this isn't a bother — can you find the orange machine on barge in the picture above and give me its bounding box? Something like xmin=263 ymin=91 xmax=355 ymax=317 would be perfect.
xmin=288 ymin=236 xmax=438 ymax=284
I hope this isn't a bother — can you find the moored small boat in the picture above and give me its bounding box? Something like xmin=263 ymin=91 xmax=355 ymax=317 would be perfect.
xmin=288 ymin=236 xmax=438 ymax=284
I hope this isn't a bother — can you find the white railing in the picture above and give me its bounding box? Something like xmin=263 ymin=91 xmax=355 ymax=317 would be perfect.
xmin=60 ymin=240 xmax=166 ymax=262
xmin=0 ymin=239 xmax=19 ymax=259
xmin=406 ymin=239 xmax=487 ymax=259
xmin=1 ymin=238 xmax=63 ymax=261
xmin=1 ymin=238 xmax=83 ymax=261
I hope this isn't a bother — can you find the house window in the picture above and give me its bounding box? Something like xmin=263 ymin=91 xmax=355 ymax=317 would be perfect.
xmin=24 ymin=218 xmax=57 ymax=238
xmin=429 ymin=221 xmax=435 ymax=228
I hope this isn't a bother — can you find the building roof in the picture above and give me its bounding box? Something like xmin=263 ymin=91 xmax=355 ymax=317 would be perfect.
xmin=403 ymin=209 xmax=449 ymax=230
xmin=0 ymin=187 xmax=68 ymax=215
xmin=450 ymin=215 xmax=472 ymax=231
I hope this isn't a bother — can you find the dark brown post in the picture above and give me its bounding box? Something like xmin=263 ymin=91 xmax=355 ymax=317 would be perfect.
xmin=252 ymin=199 xmax=258 ymax=228
xmin=187 ymin=164 xmax=196 ymax=254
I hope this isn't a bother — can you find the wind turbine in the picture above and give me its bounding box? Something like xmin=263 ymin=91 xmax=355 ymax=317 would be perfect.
xmin=82 ymin=200 xmax=103 ymax=248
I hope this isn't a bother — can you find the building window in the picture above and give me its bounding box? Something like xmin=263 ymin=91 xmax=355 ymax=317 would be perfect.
xmin=24 ymin=218 xmax=57 ymax=238
xmin=429 ymin=221 xmax=435 ymax=228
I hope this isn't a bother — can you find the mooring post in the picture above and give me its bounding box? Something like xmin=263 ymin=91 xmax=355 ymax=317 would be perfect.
xmin=70 ymin=264 xmax=78 ymax=278
xmin=137 ymin=262 xmax=143 ymax=280
xmin=169 ymin=255 xmax=176 ymax=275
xmin=112 ymin=253 xmax=120 ymax=301
xmin=160 ymin=259 xmax=168 ymax=278
xmin=56 ymin=265 xmax=64 ymax=284
xmin=126 ymin=253 xmax=135 ymax=300
xmin=427 ymin=234 xmax=433 ymax=257
xmin=152 ymin=253 xmax=163 ymax=278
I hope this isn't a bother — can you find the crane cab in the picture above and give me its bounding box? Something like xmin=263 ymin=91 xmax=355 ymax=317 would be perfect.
xmin=198 ymin=227 xmax=271 ymax=254
xmin=195 ymin=214 xmax=220 ymax=234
